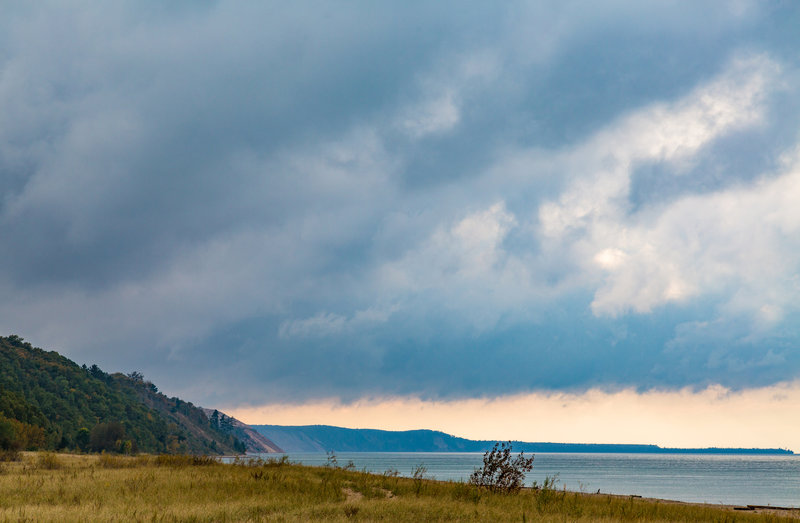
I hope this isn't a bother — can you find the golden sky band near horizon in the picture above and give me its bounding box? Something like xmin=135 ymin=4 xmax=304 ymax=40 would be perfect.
xmin=230 ymin=381 xmax=800 ymax=452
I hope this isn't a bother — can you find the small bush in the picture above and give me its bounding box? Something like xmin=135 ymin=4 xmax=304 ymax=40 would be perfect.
xmin=98 ymin=453 xmax=127 ymax=468
xmin=134 ymin=454 xmax=152 ymax=467
xmin=469 ymin=442 xmax=533 ymax=494
xmin=263 ymin=455 xmax=291 ymax=467
xmin=37 ymin=452 xmax=62 ymax=470
xmin=232 ymin=456 xmax=259 ymax=467
xmin=0 ymin=449 xmax=21 ymax=462
xmin=451 ymin=481 xmax=481 ymax=502
xmin=531 ymin=474 xmax=559 ymax=491
xmin=250 ymin=469 xmax=266 ymax=480
xmin=89 ymin=422 xmax=126 ymax=453
xmin=325 ymin=450 xmax=338 ymax=468
xmin=533 ymin=474 xmax=562 ymax=511
xmin=191 ymin=455 xmax=217 ymax=466
xmin=154 ymin=454 xmax=217 ymax=467
xmin=412 ymin=464 xmax=428 ymax=496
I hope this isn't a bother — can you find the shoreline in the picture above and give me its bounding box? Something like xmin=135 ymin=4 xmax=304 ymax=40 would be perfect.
xmin=20 ymin=452 xmax=800 ymax=519
xmin=242 ymin=451 xmax=800 ymax=510
xmin=5 ymin=452 xmax=800 ymax=521
xmin=581 ymin=492 xmax=800 ymax=519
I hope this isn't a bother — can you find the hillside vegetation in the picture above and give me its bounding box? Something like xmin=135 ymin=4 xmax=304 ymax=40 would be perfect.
xmin=0 ymin=335 xmax=247 ymax=454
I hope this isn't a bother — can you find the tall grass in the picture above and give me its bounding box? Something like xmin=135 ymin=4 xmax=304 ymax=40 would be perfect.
xmin=36 ymin=451 xmax=62 ymax=469
xmin=0 ymin=452 xmax=795 ymax=522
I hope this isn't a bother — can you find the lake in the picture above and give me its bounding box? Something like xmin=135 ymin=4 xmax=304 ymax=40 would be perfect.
xmin=255 ymin=452 xmax=800 ymax=507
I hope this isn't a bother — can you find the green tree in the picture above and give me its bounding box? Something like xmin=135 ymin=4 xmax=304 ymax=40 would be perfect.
xmin=0 ymin=415 xmax=18 ymax=450
xmin=90 ymin=422 xmax=126 ymax=452
xmin=469 ymin=442 xmax=534 ymax=493
xmin=75 ymin=427 xmax=90 ymax=451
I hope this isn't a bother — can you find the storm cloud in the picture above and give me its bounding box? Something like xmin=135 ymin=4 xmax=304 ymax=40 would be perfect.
xmin=2 ymin=1 xmax=800 ymax=407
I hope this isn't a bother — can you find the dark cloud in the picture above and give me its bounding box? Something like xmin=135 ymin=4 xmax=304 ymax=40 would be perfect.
xmin=1 ymin=1 xmax=799 ymax=406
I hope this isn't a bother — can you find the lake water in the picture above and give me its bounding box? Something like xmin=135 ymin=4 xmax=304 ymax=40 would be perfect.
xmin=255 ymin=452 xmax=800 ymax=507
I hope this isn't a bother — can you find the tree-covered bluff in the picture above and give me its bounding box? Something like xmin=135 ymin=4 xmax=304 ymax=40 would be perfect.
xmin=0 ymin=335 xmax=246 ymax=454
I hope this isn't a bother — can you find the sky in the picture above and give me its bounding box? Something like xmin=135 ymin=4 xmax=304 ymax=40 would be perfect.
xmin=2 ymin=1 xmax=800 ymax=449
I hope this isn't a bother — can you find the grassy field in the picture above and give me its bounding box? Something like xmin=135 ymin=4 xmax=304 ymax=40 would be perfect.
xmin=0 ymin=452 xmax=797 ymax=522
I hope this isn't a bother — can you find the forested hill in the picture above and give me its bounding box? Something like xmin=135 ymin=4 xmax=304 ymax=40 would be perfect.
xmin=252 ymin=424 xmax=794 ymax=455
xmin=0 ymin=335 xmax=274 ymax=454
xmin=253 ymin=425 xmax=483 ymax=453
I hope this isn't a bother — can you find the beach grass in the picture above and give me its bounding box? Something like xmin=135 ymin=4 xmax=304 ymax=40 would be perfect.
xmin=0 ymin=452 xmax=796 ymax=522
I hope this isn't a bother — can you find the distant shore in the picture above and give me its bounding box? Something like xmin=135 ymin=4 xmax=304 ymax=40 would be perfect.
xmin=252 ymin=424 xmax=795 ymax=455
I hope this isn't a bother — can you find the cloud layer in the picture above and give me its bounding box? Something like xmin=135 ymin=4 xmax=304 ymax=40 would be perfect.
xmin=1 ymin=1 xmax=800 ymax=407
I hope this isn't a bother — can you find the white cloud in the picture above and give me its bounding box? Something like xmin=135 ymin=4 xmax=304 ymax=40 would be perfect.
xmin=589 ymin=149 xmax=800 ymax=317
xmin=532 ymin=53 xmax=792 ymax=317
xmin=539 ymin=53 xmax=776 ymax=241
xmin=375 ymin=201 xmax=536 ymax=331
xmin=279 ymin=306 xmax=398 ymax=339
xmin=397 ymin=50 xmax=500 ymax=139
xmin=449 ymin=201 xmax=517 ymax=277
xmin=400 ymin=90 xmax=460 ymax=138
xmin=379 ymin=52 xmax=790 ymax=325
xmin=381 ymin=203 xmax=517 ymax=287
xmin=278 ymin=312 xmax=347 ymax=339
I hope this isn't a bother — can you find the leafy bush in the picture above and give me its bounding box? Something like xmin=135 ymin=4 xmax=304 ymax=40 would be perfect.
xmin=469 ymin=441 xmax=534 ymax=494
xmin=0 ymin=413 xmax=45 ymax=451
xmin=412 ymin=464 xmax=428 ymax=496
xmin=0 ymin=416 xmax=18 ymax=451
xmin=154 ymin=454 xmax=217 ymax=467
xmin=231 ymin=456 xmax=264 ymax=467
xmin=37 ymin=452 xmax=62 ymax=470
xmin=263 ymin=455 xmax=291 ymax=467
xmin=98 ymin=453 xmax=130 ymax=468
xmin=90 ymin=422 xmax=126 ymax=453
xmin=325 ymin=450 xmax=338 ymax=468
xmin=0 ymin=449 xmax=20 ymax=462
xmin=75 ymin=428 xmax=90 ymax=452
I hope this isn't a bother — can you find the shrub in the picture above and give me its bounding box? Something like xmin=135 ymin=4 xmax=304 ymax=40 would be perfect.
xmin=469 ymin=441 xmax=534 ymax=494
xmin=90 ymin=422 xmax=126 ymax=453
xmin=532 ymin=474 xmax=562 ymax=510
xmin=263 ymin=455 xmax=291 ymax=467
xmin=231 ymin=456 xmax=265 ymax=467
xmin=37 ymin=452 xmax=62 ymax=470
xmin=0 ymin=416 xmax=17 ymax=451
xmin=0 ymin=414 xmax=45 ymax=451
xmin=134 ymin=454 xmax=152 ymax=467
xmin=154 ymin=454 xmax=217 ymax=467
xmin=98 ymin=453 xmax=128 ymax=468
xmin=325 ymin=450 xmax=338 ymax=468
xmin=191 ymin=455 xmax=217 ymax=466
xmin=412 ymin=464 xmax=428 ymax=496
xmin=0 ymin=449 xmax=20 ymax=462
xmin=75 ymin=428 xmax=90 ymax=452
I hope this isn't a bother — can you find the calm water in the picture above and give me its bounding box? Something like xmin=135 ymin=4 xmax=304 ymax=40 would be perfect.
xmin=255 ymin=452 xmax=800 ymax=507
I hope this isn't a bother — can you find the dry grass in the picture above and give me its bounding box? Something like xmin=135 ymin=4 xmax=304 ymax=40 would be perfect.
xmin=0 ymin=452 xmax=795 ymax=522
